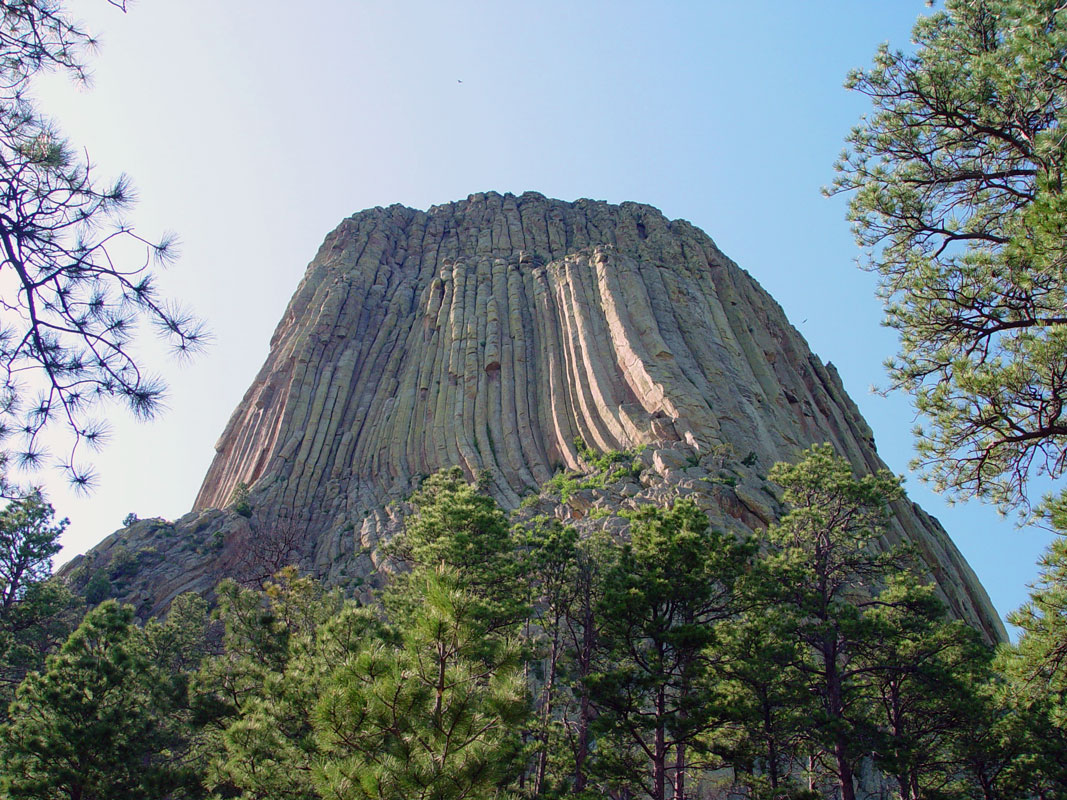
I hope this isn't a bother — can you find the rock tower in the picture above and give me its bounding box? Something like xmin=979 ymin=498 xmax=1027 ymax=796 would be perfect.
xmin=67 ymin=192 xmax=1004 ymax=641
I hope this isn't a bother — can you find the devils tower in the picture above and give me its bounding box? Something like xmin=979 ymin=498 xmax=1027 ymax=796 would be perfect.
xmin=65 ymin=192 xmax=1004 ymax=641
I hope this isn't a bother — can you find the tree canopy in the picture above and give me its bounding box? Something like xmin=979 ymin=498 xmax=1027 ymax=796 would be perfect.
xmin=0 ymin=490 xmax=75 ymax=715
xmin=0 ymin=490 xmax=65 ymax=610
xmin=0 ymin=0 xmax=206 ymax=491
xmin=830 ymin=0 xmax=1067 ymax=521
xmin=0 ymin=599 xmax=205 ymax=800
xmin=835 ymin=6 xmax=1067 ymax=793
xmin=1 ymin=461 xmax=1062 ymax=798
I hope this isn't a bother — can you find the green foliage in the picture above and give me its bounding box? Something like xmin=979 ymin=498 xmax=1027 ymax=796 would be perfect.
xmin=831 ymin=0 xmax=1067 ymax=519
xmin=1006 ymin=537 xmax=1067 ymax=726
xmin=590 ymin=498 xmax=753 ymax=800
xmin=194 ymin=568 xmax=368 ymax=800
xmin=857 ymin=576 xmax=994 ymax=800
xmin=389 ymin=468 xmax=513 ymax=573
xmin=944 ymin=670 xmax=1067 ymax=800
xmin=521 ymin=517 xmax=582 ymax=796
xmin=200 ymin=477 xmax=534 ymax=800
xmin=1 ymin=601 xmax=150 ymax=799
xmin=0 ymin=491 xmax=78 ymax=714
xmin=308 ymin=472 xmax=534 ymax=799
xmin=544 ymin=470 xmax=581 ymax=503
xmin=0 ymin=599 xmax=205 ymax=799
xmin=544 ymin=439 xmax=644 ymax=503
xmin=385 ymin=468 xmax=526 ymax=635
xmin=83 ymin=570 xmax=111 ymax=605
xmin=759 ymin=444 xmax=907 ymax=800
xmin=573 ymin=436 xmax=642 ymax=474
xmin=0 ymin=577 xmax=78 ymax=720
xmin=106 ymin=545 xmax=137 ymax=580
xmin=832 ymin=7 xmax=1067 ymax=793
xmin=0 ymin=491 xmax=67 ymax=611
xmin=229 ymin=481 xmax=252 ymax=517
xmin=746 ymin=445 xmax=1021 ymax=800
xmin=704 ymin=469 xmax=738 ymax=487
xmin=142 ymin=592 xmax=213 ymax=798
xmin=712 ymin=598 xmax=811 ymax=797
xmin=531 ymin=525 xmax=616 ymax=796
xmin=0 ymin=452 xmax=1051 ymax=800
xmin=314 ymin=568 xmax=528 ymax=800
xmin=990 ymin=537 xmax=1067 ymax=796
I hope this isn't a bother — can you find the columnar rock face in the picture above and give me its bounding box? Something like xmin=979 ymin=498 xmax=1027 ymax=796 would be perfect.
xmin=66 ymin=192 xmax=1004 ymax=641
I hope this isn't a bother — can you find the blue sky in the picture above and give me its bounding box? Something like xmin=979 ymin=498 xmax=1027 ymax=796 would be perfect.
xmin=26 ymin=1 xmax=1053 ymax=627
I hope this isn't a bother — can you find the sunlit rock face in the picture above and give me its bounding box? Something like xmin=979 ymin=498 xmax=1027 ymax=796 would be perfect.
xmin=67 ymin=192 xmax=1004 ymax=641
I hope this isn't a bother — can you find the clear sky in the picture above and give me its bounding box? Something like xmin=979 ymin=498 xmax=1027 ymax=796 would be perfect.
xmin=24 ymin=0 xmax=1053 ymax=628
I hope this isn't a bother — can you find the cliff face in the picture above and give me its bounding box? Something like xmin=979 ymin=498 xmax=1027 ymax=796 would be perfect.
xmin=65 ymin=192 xmax=1004 ymax=641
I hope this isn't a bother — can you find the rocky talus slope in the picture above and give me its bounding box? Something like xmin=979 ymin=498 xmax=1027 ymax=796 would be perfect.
xmin=63 ymin=192 xmax=1004 ymax=641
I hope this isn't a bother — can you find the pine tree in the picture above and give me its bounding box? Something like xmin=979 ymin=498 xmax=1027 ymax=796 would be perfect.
xmin=0 ymin=491 xmax=66 ymax=611
xmin=830 ymin=0 xmax=1067 ymax=520
xmin=314 ymin=568 xmax=528 ymax=800
xmin=0 ymin=0 xmax=206 ymax=489
xmin=990 ymin=538 xmax=1067 ymax=797
xmin=857 ymin=576 xmax=993 ymax=800
xmin=141 ymin=592 xmax=213 ymax=799
xmin=522 ymin=517 xmax=581 ymax=796
xmin=589 ymin=498 xmax=752 ymax=800
xmin=1006 ymin=537 xmax=1067 ymax=726
xmin=311 ymin=472 xmax=532 ymax=800
xmin=0 ymin=491 xmax=78 ymax=717
xmin=712 ymin=592 xmax=811 ymax=798
xmin=0 ymin=575 xmax=77 ymax=718
xmin=386 ymin=468 xmax=526 ymax=636
xmin=195 ymin=568 xmax=371 ymax=800
xmin=947 ymin=672 xmax=1067 ymax=800
xmin=760 ymin=444 xmax=906 ymax=800
xmin=1 ymin=601 xmax=169 ymax=799
xmin=559 ymin=529 xmax=614 ymax=795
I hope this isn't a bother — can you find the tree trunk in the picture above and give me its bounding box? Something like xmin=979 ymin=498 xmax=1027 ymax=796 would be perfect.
xmin=978 ymin=771 xmax=996 ymax=800
xmin=834 ymin=736 xmax=856 ymax=800
xmin=673 ymin=739 xmax=686 ymax=800
xmin=653 ymin=686 xmax=666 ymax=800
xmin=761 ymin=691 xmax=780 ymax=790
xmin=2 ymin=562 xmax=25 ymax=608
xmin=825 ymin=648 xmax=855 ymax=800
xmin=574 ymin=689 xmax=590 ymax=792
xmin=534 ymin=617 xmax=561 ymax=796
xmin=573 ymin=596 xmax=597 ymax=793
xmin=672 ymin=670 xmax=691 ymax=800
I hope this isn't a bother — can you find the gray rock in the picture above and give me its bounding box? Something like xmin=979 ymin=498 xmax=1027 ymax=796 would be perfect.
xmin=62 ymin=192 xmax=1004 ymax=643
